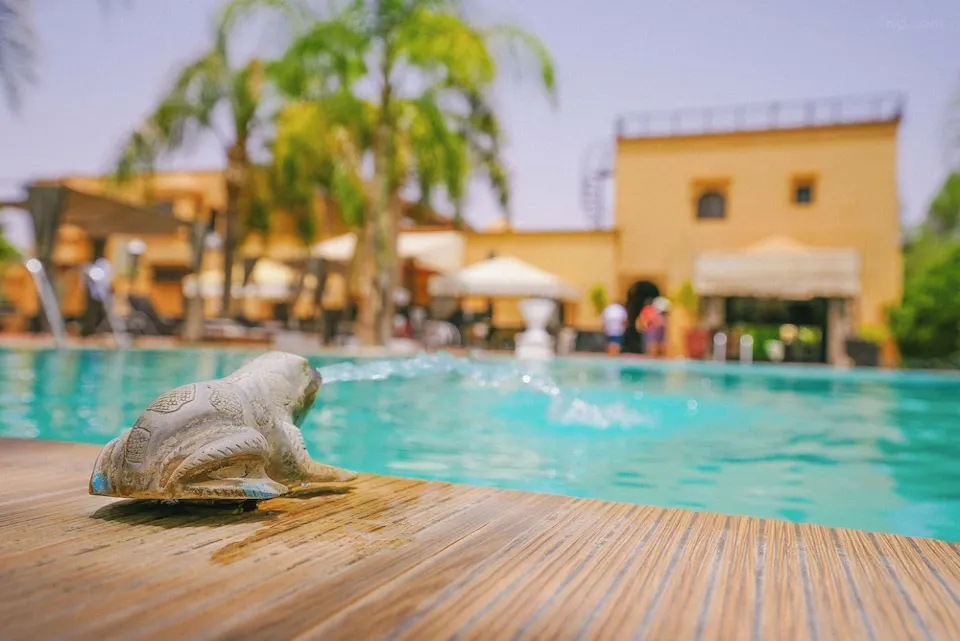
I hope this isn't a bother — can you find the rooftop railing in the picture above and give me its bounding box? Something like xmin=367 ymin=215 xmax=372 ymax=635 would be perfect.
xmin=616 ymin=92 xmax=905 ymax=139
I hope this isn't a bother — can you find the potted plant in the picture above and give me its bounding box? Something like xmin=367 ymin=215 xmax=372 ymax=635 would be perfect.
xmin=845 ymin=324 xmax=886 ymax=367
xmin=672 ymin=281 xmax=709 ymax=359
xmin=0 ymin=231 xmax=20 ymax=334
xmin=589 ymin=284 xmax=608 ymax=317
xmin=578 ymin=284 xmax=610 ymax=353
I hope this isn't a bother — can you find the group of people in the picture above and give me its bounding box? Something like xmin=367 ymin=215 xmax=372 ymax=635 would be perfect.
xmin=601 ymin=297 xmax=670 ymax=357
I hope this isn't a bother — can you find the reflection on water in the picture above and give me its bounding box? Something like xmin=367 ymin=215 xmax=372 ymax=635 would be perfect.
xmin=1 ymin=348 xmax=958 ymax=541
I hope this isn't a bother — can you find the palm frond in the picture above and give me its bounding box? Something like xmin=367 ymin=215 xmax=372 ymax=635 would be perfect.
xmin=269 ymin=17 xmax=369 ymax=99
xmin=231 ymin=58 xmax=265 ymax=141
xmin=484 ymin=23 xmax=557 ymax=106
xmin=272 ymin=98 xmax=370 ymax=233
xmin=215 ymin=0 xmax=313 ymax=55
xmin=244 ymin=186 xmax=272 ymax=239
xmin=112 ymin=50 xmax=230 ymax=186
xmin=0 ymin=0 xmax=36 ymax=112
xmin=393 ymin=7 xmax=496 ymax=91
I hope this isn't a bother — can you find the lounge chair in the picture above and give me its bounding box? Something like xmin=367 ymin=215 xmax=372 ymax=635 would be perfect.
xmin=202 ymin=317 xmax=274 ymax=343
xmin=126 ymin=295 xmax=179 ymax=336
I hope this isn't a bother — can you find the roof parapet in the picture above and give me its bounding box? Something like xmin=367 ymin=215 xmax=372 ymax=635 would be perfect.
xmin=616 ymin=92 xmax=904 ymax=140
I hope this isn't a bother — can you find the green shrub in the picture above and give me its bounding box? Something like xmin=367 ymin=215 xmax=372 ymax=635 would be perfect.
xmin=857 ymin=324 xmax=890 ymax=344
xmin=889 ymin=240 xmax=960 ymax=361
xmin=0 ymin=230 xmax=20 ymax=305
xmin=672 ymin=280 xmax=698 ymax=313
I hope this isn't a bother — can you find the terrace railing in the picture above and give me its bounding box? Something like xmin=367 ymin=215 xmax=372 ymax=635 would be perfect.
xmin=616 ymin=92 xmax=904 ymax=139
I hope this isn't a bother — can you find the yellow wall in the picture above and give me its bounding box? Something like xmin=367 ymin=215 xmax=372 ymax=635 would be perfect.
xmin=463 ymin=230 xmax=618 ymax=330
xmin=614 ymin=121 xmax=902 ymax=353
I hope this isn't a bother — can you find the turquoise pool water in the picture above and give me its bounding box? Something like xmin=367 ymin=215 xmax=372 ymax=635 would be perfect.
xmin=1 ymin=348 xmax=958 ymax=541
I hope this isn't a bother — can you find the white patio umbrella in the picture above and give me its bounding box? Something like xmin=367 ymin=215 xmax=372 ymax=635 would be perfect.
xmin=311 ymin=230 xmax=464 ymax=274
xmin=182 ymin=259 xmax=302 ymax=300
xmin=428 ymin=256 xmax=579 ymax=300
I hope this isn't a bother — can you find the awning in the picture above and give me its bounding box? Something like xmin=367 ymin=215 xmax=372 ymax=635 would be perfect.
xmin=428 ymin=256 xmax=580 ymax=301
xmin=59 ymin=188 xmax=183 ymax=236
xmin=26 ymin=185 xmax=183 ymax=237
xmin=311 ymin=230 xmax=464 ymax=273
xmin=693 ymin=236 xmax=861 ymax=299
xmin=20 ymin=184 xmax=184 ymax=267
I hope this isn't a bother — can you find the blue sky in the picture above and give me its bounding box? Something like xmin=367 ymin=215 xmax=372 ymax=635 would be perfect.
xmin=1 ymin=0 xmax=958 ymax=247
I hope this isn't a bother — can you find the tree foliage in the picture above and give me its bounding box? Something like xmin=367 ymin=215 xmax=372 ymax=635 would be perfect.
xmin=0 ymin=227 xmax=19 ymax=263
xmin=271 ymin=0 xmax=556 ymax=343
xmin=887 ymin=167 xmax=960 ymax=367
xmin=104 ymin=0 xmax=556 ymax=343
xmin=889 ymin=237 xmax=960 ymax=363
xmin=927 ymin=172 xmax=960 ymax=237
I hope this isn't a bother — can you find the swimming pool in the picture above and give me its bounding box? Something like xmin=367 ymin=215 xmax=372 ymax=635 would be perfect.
xmin=1 ymin=347 xmax=957 ymax=541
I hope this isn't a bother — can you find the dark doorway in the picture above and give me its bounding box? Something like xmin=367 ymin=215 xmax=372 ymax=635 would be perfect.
xmin=724 ymin=297 xmax=829 ymax=363
xmin=624 ymin=280 xmax=660 ymax=354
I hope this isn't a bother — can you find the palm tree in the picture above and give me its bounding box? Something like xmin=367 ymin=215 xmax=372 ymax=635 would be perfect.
xmin=113 ymin=0 xmax=305 ymax=326
xmin=275 ymin=0 xmax=556 ymax=344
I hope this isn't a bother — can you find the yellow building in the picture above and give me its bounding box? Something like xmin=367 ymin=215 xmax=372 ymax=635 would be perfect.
xmin=2 ymin=94 xmax=902 ymax=363
xmin=458 ymin=94 xmax=902 ymax=364
xmin=609 ymin=93 xmax=903 ymax=362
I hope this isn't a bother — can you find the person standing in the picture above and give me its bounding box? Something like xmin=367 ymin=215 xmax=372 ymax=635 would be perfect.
xmin=638 ymin=296 xmax=670 ymax=358
xmin=601 ymin=300 xmax=628 ymax=355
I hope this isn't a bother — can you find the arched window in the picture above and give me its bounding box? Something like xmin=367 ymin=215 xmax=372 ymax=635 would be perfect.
xmin=697 ymin=191 xmax=726 ymax=220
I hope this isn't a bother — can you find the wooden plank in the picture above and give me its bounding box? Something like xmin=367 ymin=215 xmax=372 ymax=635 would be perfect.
xmin=505 ymin=505 xmax=667 ymax=639
xmin=304 ymin=498 xmax=632 ymax=640
xmin=798 ymin=521 xmax=875 ymax=639
xmin=0 ymin=438 xmax=957 ymax=641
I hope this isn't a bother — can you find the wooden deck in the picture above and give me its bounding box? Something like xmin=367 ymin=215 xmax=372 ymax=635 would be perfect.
xmin=0 ymin=439 xmax=957 ymax=640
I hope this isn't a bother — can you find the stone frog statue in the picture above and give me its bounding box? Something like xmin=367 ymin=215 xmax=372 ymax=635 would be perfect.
xmin=89 ymin=351 xmax=357 ymax=502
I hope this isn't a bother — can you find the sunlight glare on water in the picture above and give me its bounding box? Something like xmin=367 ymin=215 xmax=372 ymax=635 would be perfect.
xmin=0 ymin=347 xmax=958 ymax=541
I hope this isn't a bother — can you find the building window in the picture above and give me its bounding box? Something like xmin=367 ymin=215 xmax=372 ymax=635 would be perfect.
xmin=696 ymin=191 xmax=726 ymax=220
xmin=792 ymin=177 xmax=816 ymax=205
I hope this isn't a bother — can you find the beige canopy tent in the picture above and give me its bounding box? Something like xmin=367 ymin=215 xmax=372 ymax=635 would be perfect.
xmin=311 ymin=230 xmax=464 ymax=274
xmin=693 ymin=236 xmax=861 ymax=299
xmin=428 ymin=256 xmax=580 ymax=300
